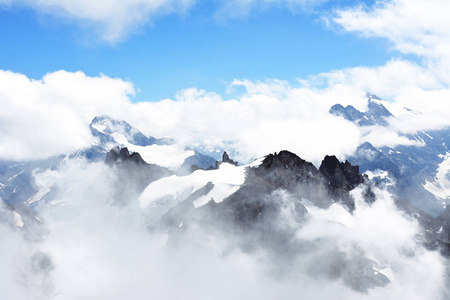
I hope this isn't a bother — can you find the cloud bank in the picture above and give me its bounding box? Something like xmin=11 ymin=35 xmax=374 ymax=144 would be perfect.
xmin=0 ymin=0 xmax=196 ymax=43
xmin=0 ymin=69 xmax=365 ymax=164
xmin=0 ymin=0 xmax=328 ymax=42
xmin=333 ymin=0 xmax=450 ymax=65
xmin=2 ymin=66 xmax=450 ymax=164
xmin=0 ymin=70 xmax=134 ymax=161
xmin=1 ymin=157 xmax=447 ymax=299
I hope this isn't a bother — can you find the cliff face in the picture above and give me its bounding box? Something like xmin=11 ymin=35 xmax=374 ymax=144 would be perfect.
xmin=157 ymin=150 xmax=389 ymax=293
xmin=105 ymin=146 xmax=172 ymax=205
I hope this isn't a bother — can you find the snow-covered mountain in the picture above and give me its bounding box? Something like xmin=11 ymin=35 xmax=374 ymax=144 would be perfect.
xmin=330 ymin=94 xmax=450 ymax=215
xmin=1 ymin=109 xmax=450 ymax=299
xmin=0 ymin=115 xmax=217 ymax=208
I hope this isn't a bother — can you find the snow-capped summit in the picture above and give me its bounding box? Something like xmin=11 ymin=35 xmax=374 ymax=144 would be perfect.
xmin=329 ymin=93 xmax=392 ymax=127
xmin=90 ymin=115 xmax=175 ymax=147
xmin=330 ymin=94 xmax=450 ymax=215
xmin=0 ymin=115 xmax=215 ymax=208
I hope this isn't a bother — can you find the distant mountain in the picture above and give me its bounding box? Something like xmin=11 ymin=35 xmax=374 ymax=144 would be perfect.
xmin=0 ymin=115 xmax=216 ymax=208
xmin=90 ymin=115 xmax=175 ymax=147
xmin=330 ymin=94 xmax=450 ymax=215
xmin=330 ymin=93 xmax=392 ymax=126
xmin=137 ymin=150 xmax=391 ymax=292
xmin=2 ymin=117 xmax=449 ymax=297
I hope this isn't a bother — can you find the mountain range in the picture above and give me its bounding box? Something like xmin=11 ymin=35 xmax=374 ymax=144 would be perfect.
xmin=1 ymin=94 xmax=450 ymax=298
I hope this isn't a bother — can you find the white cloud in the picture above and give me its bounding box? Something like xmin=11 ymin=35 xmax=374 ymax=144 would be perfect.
xmin=297 ymin=187 xmax=447 ymax=299
xmin=301 ymin=60 xmax=450 ymax=133
xmin=3 ymin=68 xmax=450 ymax=164
xmin=1 ymin=159 xmax=447 ymax=299
xmin=214 ymin=0 xmax=328 ymax=19
xmin=128 ymin=86 xmax=363 ymax=165
xmin=333 ymin=0 xmax=450 ymax=65
xmin=0 ymin=70 xmax=134 ymax=160
xmin=0 ymin=0 xmax=332 ymax=42
xmin=305 ymin=59 xmax=444 ymax=100
xmin=0 ymin=70 xmax=365 ymax=164
xmin=0 ymin=0 xmax=196 ymax=43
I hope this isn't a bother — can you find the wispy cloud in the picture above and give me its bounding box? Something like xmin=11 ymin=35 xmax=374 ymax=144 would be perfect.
xmin=0 ymin=0 xmax=197 ymax=43
xmin=0 ymin=0 xmax=329 ymax=43
xmin=333 ymin=0 xmax=450 ymax=65
xmin=2 ymin=67 xmax=450 ymax=163
xmin=214 ymin=0 xmax=328 ymax=19
xmin=1 ymin=159 xmax=447 ymax=299
xmin=0 ymin=70 xmax=134 ymax=160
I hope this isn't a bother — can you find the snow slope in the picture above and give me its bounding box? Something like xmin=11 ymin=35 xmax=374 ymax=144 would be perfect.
xmin=139 ymin=157 xmax=264 ymax=209
xmin=423 ymin=153 xmax=450 ymax=207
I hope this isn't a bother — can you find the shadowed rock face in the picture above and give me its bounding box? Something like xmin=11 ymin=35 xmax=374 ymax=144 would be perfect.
xmin=170 ymin=150 xmax=374 ymax=235
xmin=242 ymin=151 xmax=373 ymax=211
xmin=105 ymin=146 xmax=147 ymax=166
xmin=319 ymin=155 xmax=375 ymax=209
xmin=156 ymin=151 xmax=373 ymax=236
xmin=319 ymin=155 xmax=363 ymax=188
xmin=215 ymin=151 xmax=238 ymax=169
xmin=248 ymin=150 xmax=319 ymax=189
xmin=222 ymin=151 xmax=238 ymax=166
xmin=159 ymin=150 xmax=388 ymax=292
xmin=105 ymin=146 xmax=172 ymax=205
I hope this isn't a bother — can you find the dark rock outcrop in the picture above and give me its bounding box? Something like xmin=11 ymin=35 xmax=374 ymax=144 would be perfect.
xmin=222 ymin=151 xmax=238 ymax=165
xmin=105 ymin=147 xmax=147 ymax=166
xmin=163 ymin=150 xmax=387 ymax=292
xmin=105 ymin=147 xmax=172 ymax=205
xmin=319 ymin=155 xmax=375 ymax=209
xmin=215 ymin=151 xmax=238 ymax=168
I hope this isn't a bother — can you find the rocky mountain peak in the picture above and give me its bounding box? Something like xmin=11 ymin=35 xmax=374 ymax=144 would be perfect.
xmin=105 ymin=146 xmax=147 ymax=166
xmin=90 ymin=115 xmax=175 ymax=147
xmin=246 ymin=150 xmax=319 ymax=189
xmin=222 ymin=151 xmax=238 ymax=165
xmin=215 ymin=151 xmax=238 ymax=168
xmin=104 ymin=147 xmax=172 ymax=205
xmin=319 ymin=155 xmax=364 ymax=187
xmin=319 ymin=155 xmax=372 ymax=206
xmin=329 ymin=94 xmax=392 ymax=126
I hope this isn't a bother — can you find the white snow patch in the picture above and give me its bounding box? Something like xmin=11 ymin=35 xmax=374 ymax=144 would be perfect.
xmin=300 ymin=199 xmax=355 ymax=228
xmin=48 ymin=198 xmax=72 ymax=206
xmin=423 ymin=131 xmax=434 ymax=140
xmin=414 ymin=134 xmax=426 ymax=146
xmin=26 ymin=187 xmax=51 ymax=205
xmin=139 ymin=162 xmax=246 ymax=209
xmin=13 ymin=211 xmax=24 ymax=228
xmin=91 ymin=124 xmax=107 ymax=133
xmin=7 ymin=170 xmax=25 ymax=182
xmin=423 ymin=152 xmax=450 ymax=206
xmin=111 ymin=132 xmax=194 ymax=170
xmin=365 ymin=169 xmax=389 ymax=180
xmin=248 ymin=156 xmax=265 ymax=168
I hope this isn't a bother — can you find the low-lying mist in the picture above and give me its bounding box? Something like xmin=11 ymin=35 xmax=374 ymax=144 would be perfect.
xmin=1 ymin=157 xmax=448 ymax=300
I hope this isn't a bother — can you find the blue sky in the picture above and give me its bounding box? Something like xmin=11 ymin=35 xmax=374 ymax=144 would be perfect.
xmin=1 ymin=0 xmax=450 ymax=166
xmin=0 ymin=0 xmax=398 ymax=102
